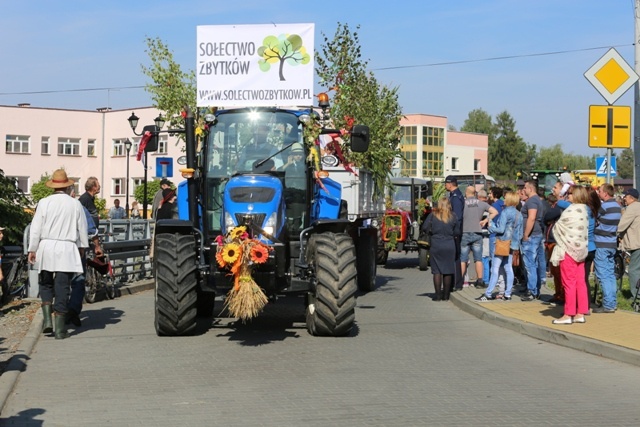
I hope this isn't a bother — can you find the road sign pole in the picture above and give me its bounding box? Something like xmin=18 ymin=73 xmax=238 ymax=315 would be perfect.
xmin=635 ymin=0 xmax=640 ymax=189
xmin=607 ymin=108 xmax=613 ymax=184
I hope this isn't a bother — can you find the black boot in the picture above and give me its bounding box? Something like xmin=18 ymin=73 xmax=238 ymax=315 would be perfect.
xmin=54 ymin=313 xmax=69 ymax=340
xmin=42 ymin=303 xmax=53 ymax=334
xmin=66 ymin=309 xmax=82 ymax=327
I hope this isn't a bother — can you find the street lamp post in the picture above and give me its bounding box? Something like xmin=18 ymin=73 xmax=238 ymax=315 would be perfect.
xmin=124 ymin=139 xmax=132 ymax=218
xmin=127 ymin=112 xmax=166 ymax=219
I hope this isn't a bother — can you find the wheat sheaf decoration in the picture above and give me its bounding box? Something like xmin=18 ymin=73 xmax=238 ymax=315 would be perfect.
xmin=215 ymin=226 xmax=271 ymax=321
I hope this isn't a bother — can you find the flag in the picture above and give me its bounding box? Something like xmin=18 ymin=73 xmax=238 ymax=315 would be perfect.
xmin=136 ymin=131 xmax=152 ymax=161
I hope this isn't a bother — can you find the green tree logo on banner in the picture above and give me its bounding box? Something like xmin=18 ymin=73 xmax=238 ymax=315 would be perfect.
xmin=257 ymin=34 xmax=310 ymax=81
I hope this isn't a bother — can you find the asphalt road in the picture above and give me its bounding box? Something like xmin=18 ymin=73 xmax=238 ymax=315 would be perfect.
xmin=2 ymin=252 xmax=640 ymax=426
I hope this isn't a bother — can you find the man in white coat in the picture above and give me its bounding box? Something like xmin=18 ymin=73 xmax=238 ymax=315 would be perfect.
xmin=28 ymin=169 xmax=89 ymax=339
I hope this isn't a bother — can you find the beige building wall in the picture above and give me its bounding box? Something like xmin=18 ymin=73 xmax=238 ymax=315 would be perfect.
xmin=0 ymin=105 xmax=183 ymax=211
xmin=399 ymin=114 xmax=489 ymax=179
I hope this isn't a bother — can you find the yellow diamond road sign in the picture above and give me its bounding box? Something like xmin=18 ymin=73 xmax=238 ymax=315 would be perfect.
xmin=585 ymin=48 xmax=639 ymax=105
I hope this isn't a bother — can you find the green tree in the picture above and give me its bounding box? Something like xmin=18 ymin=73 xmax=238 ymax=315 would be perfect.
xmin=460 ymin=108 xmax=495 ymax=144
xmin=618 ymin=148 xmax=634 ymax=179
xmin=257 ymin=34 xmax=311 ymax=81
xmin=0 ymin=169 xmax=33 ymax=246
xmin=316 ymin=23 xmax=403 ymax=196
xmin=141 ymin=37 xmax=196 ymax=134
xmin=30 ymin=173 xmax=54 ymax=203
xmin=133 ymin=180 xmax=162 ymax=214
xmin=489 ymin=111 xmax=531 ymax=180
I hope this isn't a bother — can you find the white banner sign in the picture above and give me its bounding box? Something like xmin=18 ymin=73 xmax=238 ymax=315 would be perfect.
xmin=197 ymin=23 xmax=315 ymax=107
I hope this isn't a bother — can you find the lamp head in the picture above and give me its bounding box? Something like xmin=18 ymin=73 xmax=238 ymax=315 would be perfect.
xmin=124 ymin=138 xmax=132 ymax=152
xmin=127 ymin=112 xmax=139 ymax=131
xmin=154 ymin=114 xmax=165 ymax=130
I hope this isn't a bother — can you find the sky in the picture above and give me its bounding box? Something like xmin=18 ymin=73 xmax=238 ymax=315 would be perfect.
xmin=0 ymin=0 xmax=636 ymax=155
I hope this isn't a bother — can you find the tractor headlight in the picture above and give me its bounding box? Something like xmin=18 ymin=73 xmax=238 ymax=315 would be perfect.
xmin=371 ymin=218 xmax=379 ymax=228
xmin=263 ymin=212 xmax=277 ymax=236
xmin=224 ymin=212 xmax=236 ymax=231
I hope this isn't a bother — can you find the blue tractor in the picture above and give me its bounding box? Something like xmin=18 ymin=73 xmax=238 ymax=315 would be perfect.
xmin=153 ymin=99 xmax=382 ymax=336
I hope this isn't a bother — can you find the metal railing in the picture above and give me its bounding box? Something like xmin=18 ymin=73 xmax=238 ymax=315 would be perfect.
xmin=98 ymin=219 xmax=154 ymax=283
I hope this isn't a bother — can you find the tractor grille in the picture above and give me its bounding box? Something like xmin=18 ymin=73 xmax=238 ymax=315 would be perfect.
xmin=228 ymin=187 xmax=275 ymax=203
xmin=235 ymin=213 xmax=267 ymax=228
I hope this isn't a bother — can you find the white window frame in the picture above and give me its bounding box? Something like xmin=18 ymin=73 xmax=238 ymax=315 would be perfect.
xmin=6 ymin=134 xmax=30 ymax=154
xmin=88 ymin=139 xmax=96 ymax=157
xmin=41 ymin=136 xmax=50 ymax=155
xmin=157 ymin=135 xmax=168 ymax=154
xmin=7 ymin=175 xmax=30 ymax=194
xmin=58 ymin=137 xmax=80 ymax=156
xmin=112 ymin=178 xmax=125 ymax=196
xmin=474 ymin=159 xmax=481 ymax=172
xmin=451 ymin=157 xmax=459 ymax=171
xmin=113 ymin=139 xmax=127 ymax=157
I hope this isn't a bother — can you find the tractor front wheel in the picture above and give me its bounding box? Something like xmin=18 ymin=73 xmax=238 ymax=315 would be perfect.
xmin=305 ymin=232 xmax=357 ymax=336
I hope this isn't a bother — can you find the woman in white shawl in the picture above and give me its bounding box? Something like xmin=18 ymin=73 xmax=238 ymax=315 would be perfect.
xmin=550 ymin=185 xmax=589 ymax=325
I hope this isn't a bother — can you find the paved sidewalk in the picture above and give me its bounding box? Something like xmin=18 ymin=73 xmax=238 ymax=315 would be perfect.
xmin=451 ymin=285 xmax=640 ymax=367
xmin=0 ymin=280 xmax=154 ymax=415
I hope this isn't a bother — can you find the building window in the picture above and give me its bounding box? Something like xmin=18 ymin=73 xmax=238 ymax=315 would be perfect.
xmin=7 ymin=175 xmax=29 ymax=193
xmin=113 ymin=139 xmax=127 ymax=156
xmin=423 ymin=126 xmax=443 ymax=147
xmin=422 ymin=151 xmax=443 ymax=177
xmin=400 ymin=150 xmax=417 ymax=176
xmin=6 ymin=135 xmax=30 ymax=154
xmin=132 ymin=178 xmax=143 ymax=197
xmin=88 ymin=139 xmax=96 ymax=157
xmin=132 ymin=137 xmax=141 ymax=155
xmin=401 ymin=126 xmax=417 ymax=146
xmin=157 ymin=135 xmax=168 ymax=154
xmin=69 ymin=177 xmax=81 ymax=196
xmin=451 ymin=157 xmax=459 ymax=171
xmin=58 ymin=138 xmax=80 ymax=156
xmin=113 ymin=178 xmax=125 ymax=196
xmin=41 ymin=137 xmax=50 ymax=155
xmin=474 ymin=159 xmax=481 ymax=171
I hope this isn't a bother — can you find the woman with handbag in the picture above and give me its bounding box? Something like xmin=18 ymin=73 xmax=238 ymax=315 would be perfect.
xmin=476 ymin=191 xmax=523 ymax=301
xmin=422 ymin=197 xmax=460 ymax=301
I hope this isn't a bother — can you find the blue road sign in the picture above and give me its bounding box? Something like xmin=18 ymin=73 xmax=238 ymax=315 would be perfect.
xmin=596 ymin=156 xmax=617 ymax=177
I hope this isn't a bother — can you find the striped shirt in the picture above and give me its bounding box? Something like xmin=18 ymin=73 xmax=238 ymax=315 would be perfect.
xmin=594 ymin=199 xmax=621 ymax=249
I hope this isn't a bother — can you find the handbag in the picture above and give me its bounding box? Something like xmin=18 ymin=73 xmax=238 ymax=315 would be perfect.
xmin=417 ymin=217 xmax=433 ymax=249
xmin=495 ymin=239 xmax=511 ymax=256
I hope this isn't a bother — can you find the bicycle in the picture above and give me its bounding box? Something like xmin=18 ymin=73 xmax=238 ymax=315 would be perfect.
xmin=84 ymin=247 xmax=116 ymax=304
xmin=1 ymin=253 xmax=30 ymax=305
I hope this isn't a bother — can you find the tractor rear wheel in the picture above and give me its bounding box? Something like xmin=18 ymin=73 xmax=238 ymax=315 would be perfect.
xmin=154 ymin=233 xmax=198 ymax=336
xmin=305 ymin=232 xmax=357 ymax=336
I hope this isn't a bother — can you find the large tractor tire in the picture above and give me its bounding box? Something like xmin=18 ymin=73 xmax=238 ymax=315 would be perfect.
xmin=305 ymin=232 xmax=357 ymax=336
xmin=154 ymin=233 xmax=198 ymax=336
xmin=356 ymin=230 xmax=377 ymax=292
xmin=418 ymin=247 xmax=429 ymax=271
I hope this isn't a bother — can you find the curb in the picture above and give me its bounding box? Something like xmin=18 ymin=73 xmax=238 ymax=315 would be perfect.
xmin=450 ymin=292 xmax=640 ymax=367
xmin=0 ymin=280 xmax=154 ymax=415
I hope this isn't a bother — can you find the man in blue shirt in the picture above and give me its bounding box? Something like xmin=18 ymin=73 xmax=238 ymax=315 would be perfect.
xmin=593 ymin=183 xmax=622 ymax=313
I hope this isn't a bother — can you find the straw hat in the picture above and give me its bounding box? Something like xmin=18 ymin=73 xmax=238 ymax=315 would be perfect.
xmin=46 ymin=169 xmax=75 ymax=189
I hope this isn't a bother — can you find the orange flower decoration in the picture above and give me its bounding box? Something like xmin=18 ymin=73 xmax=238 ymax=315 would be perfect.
xmin=250 ymin=244 xmax=269 ymax=264
xmin=215 ymin=251 xmax=227 ymax=268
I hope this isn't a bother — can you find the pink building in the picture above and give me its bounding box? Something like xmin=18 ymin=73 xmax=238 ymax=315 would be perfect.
xmin=399 ymin=114 xmax=489 ymax=179
xmin=0 ymin=104 xmax=183 ymax=212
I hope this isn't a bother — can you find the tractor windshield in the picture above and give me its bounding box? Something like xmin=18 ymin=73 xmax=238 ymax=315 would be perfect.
xmin=203 ymin=110 xmax=308 ymax=235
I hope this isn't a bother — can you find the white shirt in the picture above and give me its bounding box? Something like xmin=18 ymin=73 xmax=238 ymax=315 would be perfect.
xmin=28 ymin=192 xmax=89 ymax=273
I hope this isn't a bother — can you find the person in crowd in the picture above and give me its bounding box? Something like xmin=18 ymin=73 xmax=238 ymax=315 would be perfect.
xmin=617 ymin=188 xmax=640 ymax=300
xmin=550 ymin=185 xmax=589 ymax=324
xmin=79 ymin=176 xmax=101 ymax=231
xmin=422 ymin=197 xmax=460 ymax=301
xmin=476 ymin=191 xmax=523 ymax=301
xmin=477 ymin=190 xmax=492 ymax=285
xmin=582 ymin=187 xmax=600 ymax=301
xmin=27 ymin=169 xmax=89 ymax=339
xmin=152 ymin=179 xmax=173 ymax=219
xmin=520 ymin=180 xmax=546 ymax=301
xmin=130 ymin=201 xmax=141 ymax=219
xmin=593 ymin=183 xmax=622 ymax=313
xmin=543 ymin=191 xmax=564 ymax=305
xmin=445 ymin=176 xmax=465 ymax=291
xmin=156 ymin=188 xmax=178 ymax=220
xmin=460 ymin=186 xmax=498 ymax=289
xmin=108 ymin=199 xmax=126 ymax=219
xmin=488 ymin=187 xmax=507 ymax=297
